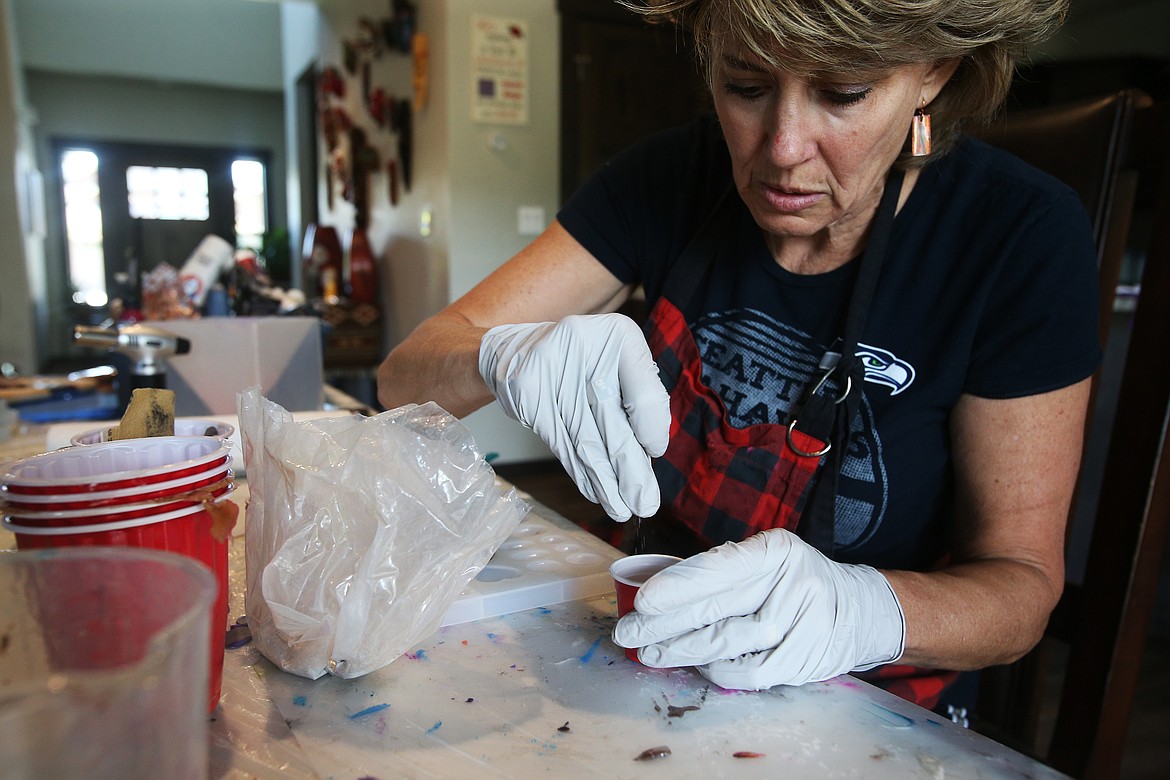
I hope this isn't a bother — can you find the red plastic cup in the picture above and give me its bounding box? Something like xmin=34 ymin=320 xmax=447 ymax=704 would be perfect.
xmin=1 ymin=437 xmax=230 ymax=495
xmin=4 ymin=498 xmax=234 ymax=713
xmin=4 ymin=481 xmax=233 ymax=528
xmin=69 ymin=419 xmax=235 ymax=446
xmin=1 ymin=467 xmax=232 ymax=516
xmin=610 ymin=554 xmax=682 ymax=662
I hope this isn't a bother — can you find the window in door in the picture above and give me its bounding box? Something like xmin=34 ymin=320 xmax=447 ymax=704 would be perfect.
xmin=231 ymin=159 xmax=268 ymax=252
xmin=60 ymin=148 xmax=105 ymax=307
xmin=125 ymin=165 xmax=210 ymax=221
xmin=56 ymin=142 xmax=270 ymax=308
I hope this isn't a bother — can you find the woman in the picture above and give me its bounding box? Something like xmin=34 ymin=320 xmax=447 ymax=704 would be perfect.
xmin=378 ymin=0 xmax=1099 ymax=713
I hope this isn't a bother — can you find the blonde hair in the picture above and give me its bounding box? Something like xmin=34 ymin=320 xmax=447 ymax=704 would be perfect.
xmin=622 ymin=0 xmax=1068 ymax=164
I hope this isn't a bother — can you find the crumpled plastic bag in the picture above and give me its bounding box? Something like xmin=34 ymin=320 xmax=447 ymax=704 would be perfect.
xmin=237 ymin=386 xmax=530 ymax=679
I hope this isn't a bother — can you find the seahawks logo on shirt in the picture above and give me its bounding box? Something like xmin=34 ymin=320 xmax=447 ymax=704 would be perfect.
xmin=857 ymin=344 xmax=916 ymax=395
xmin=694 ymin=309 xmax=916 ymax=550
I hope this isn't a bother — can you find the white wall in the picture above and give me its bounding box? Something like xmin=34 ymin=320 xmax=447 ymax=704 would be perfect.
xmin=24 ymin=73 xmax=286 ymax=156
xmin=14 ymin=0 xmax=283 ymax=92
xmin=0 ymin=0 xmax=42 ymax=376
xmin=444 ymin=0 xmax=558 ymax=462
xmin=280 ymin=0 xmax=323 ymax=262
xmin=445 ymin=1 xmax=560 ymax=300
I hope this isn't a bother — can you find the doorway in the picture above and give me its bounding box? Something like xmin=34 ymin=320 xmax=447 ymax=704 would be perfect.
xmin=48 ymin=139 xmax=270 ymax=366
xmin=558 ymin=0 xmax=711 ymax=203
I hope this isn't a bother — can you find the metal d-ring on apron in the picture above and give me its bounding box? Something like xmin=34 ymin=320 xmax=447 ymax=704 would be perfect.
xmin=789 ymin=167 xmax=905 ymax=553
xmin=786 ymin=358 xmax=852 ymax=458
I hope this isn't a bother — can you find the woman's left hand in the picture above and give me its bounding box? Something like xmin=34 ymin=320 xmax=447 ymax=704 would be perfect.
xmin=612 ymin=528 xmax=905 ymax=690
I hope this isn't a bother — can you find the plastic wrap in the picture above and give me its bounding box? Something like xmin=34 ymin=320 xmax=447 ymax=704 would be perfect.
xmin=237 ymin=386 xmax=529 ymax=679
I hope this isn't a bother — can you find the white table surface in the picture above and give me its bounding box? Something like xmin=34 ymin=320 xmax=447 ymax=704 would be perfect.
xmin=204 ymin=484 xmax=1066 ymax=780
xmin=0 ymin=423 xmax=1068 ymax=779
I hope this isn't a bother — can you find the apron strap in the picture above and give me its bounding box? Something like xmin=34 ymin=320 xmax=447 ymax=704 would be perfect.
xmin=797 ymin=169 xmax=905 ymax=554
xmin=656 ymin=184 xmax=740 ymax=318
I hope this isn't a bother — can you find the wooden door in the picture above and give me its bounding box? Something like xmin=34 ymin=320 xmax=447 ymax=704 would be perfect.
xmin=89 ymin=141 xmax=241 ymax=291
xmin=559 ymin=0 xmax=711 ymax=202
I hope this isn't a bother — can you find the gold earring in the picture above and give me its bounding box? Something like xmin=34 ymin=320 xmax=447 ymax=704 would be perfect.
xmin=911 ymin=101 xmax=931 ymax=157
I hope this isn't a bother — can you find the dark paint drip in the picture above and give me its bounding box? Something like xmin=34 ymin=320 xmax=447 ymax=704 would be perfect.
xmin=655 ymin=691 xmax=705 ymax=719
xmin=634 ymin=745 xmax=671 ymax=761
xmin=733 ymin=751 xmax=765 ymax=758
xmin=557 ymin=722 xmax=571 ymax=732
xmin=632 ymin=516 xmax=647 ymax=554
xmin=224 ymin=624 xmax=252 ymax=649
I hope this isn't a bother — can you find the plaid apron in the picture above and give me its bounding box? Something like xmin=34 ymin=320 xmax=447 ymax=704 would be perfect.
xmin=642 ymin=170 xmax=959 ymax=708
xmin=647 ymin=294 xmax=825 ymax=545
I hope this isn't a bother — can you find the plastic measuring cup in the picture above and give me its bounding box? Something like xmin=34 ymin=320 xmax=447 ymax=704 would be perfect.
xmin=3 ymin=495 xmax=233 ymax=712
xmin=0 ymin=548 xmax=216 ymax=778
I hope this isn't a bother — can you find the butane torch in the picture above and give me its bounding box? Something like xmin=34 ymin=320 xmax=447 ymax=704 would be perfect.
xmin=73 ymin=324 xmax=191 ymax=391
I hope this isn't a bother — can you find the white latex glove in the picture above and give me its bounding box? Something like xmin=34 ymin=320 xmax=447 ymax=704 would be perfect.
xmin=612 ymin=528 xmax=906 ymax=690
xmin=478 ymin=313 xmax=671 ymax=521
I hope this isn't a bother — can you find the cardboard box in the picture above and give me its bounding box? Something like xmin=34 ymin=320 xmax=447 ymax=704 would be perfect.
xmin=144 ymin=317 xmax=323 ymax=415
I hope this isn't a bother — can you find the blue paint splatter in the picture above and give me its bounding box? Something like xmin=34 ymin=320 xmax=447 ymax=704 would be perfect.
xmin=405 ymin=649 xmax=429 ymax=661
xmin=349 ymin=703 xmax=391 ymax=719
xmin=486 ymin=632 xmax=499 ymax=641
xmin=537 ymin=607 xmax=552 ymax=614
xmin=292 ymin=695 xmax=307 ymax=706
xmin=579 ymin=637 xmax=603 ymax=663
xmin=426 ymin=721 xmax=442 ymax=734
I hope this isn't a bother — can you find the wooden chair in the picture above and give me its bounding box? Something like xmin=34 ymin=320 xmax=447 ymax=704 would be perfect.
xmin=972 ymin=90 xmax=1170 ymax=778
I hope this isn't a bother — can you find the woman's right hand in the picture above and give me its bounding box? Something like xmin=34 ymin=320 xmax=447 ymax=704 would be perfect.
xmin=478 ymin=313 xmax=671 ymax=521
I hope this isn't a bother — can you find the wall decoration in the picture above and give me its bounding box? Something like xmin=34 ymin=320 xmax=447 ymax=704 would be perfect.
xmin=368 ymin=88 xmax=392 ymax=128
xmin=387 ymin=159 xmax=399 ymax=206
xmin=318 ymin=0 xmax=422 ymax=218
xmin=319 ymin=66 xmax=345 ymax=99
xmin=384 ymin=0 xmax=417 ymax=54
xmin=395 ymin=101 xmax=412 ymax=192
xmin=412 ymin=32 xmax=429 ymax=112
xmin=471 ymin=15 xmax=529 ymax=125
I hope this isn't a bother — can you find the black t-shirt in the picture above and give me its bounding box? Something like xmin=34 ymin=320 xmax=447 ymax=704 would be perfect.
xmin=558 ymin=115 xmax=1101 ymax=570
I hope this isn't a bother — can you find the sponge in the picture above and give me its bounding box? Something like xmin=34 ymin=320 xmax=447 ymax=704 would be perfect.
xmin=107 ymin=388 xmax=176 ymax=440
